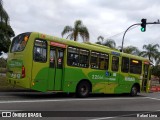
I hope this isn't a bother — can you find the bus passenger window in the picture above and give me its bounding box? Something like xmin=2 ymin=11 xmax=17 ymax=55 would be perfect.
xmin=130 ymin=59 xmax=142 ymax=74
xmin=121 ymin=57 xmax=129 ymax=73
xmin=67 ymin=47 xmax=79 ymax=66
xmin=33 ymin=39 xmax=47 ymax=62
xmin=91 ymin=52 xmax=99 ymax=69
xmin=79 ymin=49 xmax=89 ymax=68
xmin=112 ymin=56 xmax=119 ymax=71
xmin=67 ymin=46 xmax=89 ymax=68
xmin=99 ymin=53 xmax=109 ymax=70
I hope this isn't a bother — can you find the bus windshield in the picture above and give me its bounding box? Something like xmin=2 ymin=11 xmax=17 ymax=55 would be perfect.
xmin=11 ymin=32 xmax=31 ymax=52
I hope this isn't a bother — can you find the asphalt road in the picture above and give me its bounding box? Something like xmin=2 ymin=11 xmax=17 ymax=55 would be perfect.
xmin=0 ymin=91 xmax=160 ymax=120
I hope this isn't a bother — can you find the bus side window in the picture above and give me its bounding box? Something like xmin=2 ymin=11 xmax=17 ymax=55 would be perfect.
xmin=79 ymin=49 xmax=89 ymax=68
xmin=33 ymin=39 xmax=47 ymax=63
xmin=99 ymin=53 xmax=109 ymax=70
xmin=112 ymin=56 xmax=119 ymax=71
xmin=121 ymin=57 xmax=129 ymax=73
xmin=67 ymin=47 xmax=79 ymax=66
xmin=130 ymin=59 xmax=142 ymax=74
xmin=91 ymin=52 xmax=99 ymax=69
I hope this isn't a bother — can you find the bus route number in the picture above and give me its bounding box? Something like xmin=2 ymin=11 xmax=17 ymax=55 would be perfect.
xmin=92 ymin=75 xmax=103 ymax=80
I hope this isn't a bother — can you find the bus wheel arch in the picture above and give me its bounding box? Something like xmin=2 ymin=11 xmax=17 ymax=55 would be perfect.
xmin=130 ymin=83 xmax=140 ymax=96
xmin=76 ymin=79 xmax=92 ymax=98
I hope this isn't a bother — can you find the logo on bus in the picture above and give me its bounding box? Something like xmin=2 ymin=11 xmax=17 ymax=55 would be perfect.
xmin=125 ymin=77 xmax=135 ymax=81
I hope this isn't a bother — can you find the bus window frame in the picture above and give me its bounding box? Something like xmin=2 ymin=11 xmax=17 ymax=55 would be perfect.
xmin=111 ymin=56 xmax=119 ymax=72
xmin=90 ymin=51 xmax=109 ymax=70
xmin=33 ymin=39 xmax=48 ymax=63
xmin=130 ymin=59 xmax=142 ymax=74
xmin=90 ymin=51 xmax=100 ymax=69
xmin=67 ymin=46 xmax=89 ymax=68
xmin=121 ymin=57 xmax=129 ymax=73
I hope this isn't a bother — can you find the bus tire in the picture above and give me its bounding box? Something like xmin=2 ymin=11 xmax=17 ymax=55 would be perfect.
xmin=130 ymin=85 xmax=138 ymax=96
xmin=76 ymin=81 xmax=90 ymax=98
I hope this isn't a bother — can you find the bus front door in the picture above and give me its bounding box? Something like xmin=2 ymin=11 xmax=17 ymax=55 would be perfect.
xmin=142 ymin=64 xmax=149 ymax=92
xmin=48 ymin=46 xmax=64 ymax=91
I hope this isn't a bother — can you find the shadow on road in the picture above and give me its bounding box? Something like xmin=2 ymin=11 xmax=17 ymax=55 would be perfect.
xmin=0 ymin=89 xmax=145 ymax=99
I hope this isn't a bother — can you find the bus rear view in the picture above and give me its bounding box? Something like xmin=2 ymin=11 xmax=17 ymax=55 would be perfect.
xmin=7 ymin=32 xmax=31 ymax=88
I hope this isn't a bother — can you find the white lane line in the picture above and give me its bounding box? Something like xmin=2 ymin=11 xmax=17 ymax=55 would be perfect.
xmin=0 ymin=97 xmax=150 ymax=104
xmin=89 ymin=117 xmax=115 ymax=120
xmin=147 ymin=97 xmax=160 ymax=101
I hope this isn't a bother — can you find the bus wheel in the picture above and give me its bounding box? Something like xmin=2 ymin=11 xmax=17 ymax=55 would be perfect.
xmin=130 ymin=86 xmax=138 ymax=96
xmin=76 ymin=81 xmax=90 ymax=98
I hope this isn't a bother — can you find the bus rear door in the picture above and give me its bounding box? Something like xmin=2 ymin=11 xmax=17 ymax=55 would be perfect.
xmin=48 ymin=42 xmax=66 ymax=91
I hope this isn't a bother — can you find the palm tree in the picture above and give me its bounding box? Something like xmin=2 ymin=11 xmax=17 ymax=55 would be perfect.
xmin=61 ymin=20 xmax=89 ymax=42
xmin=122 ymin=46 xmax=140 ymax=55
xmin=103 ymin=39 xmax=116 ymax=48
xmin=139 ymin=44 xmax=160 ymax=62
xmin=96 ymin=36 xmax=104 ymax=44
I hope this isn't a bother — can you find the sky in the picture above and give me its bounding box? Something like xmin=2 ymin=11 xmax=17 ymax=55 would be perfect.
xmin=3 ymin=0 xmax=160 ymax=51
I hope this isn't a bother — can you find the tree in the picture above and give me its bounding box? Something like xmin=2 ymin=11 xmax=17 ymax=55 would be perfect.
xmin=96 ymin=36 xmax=104 ymax=45
xmin=152 ymin=65 xmax=160 ymax=83
xmin=139 ymin=44 xmax=159 ymax=62
xmin=103 ymin=39 xmax=116 ymax=48
xmin=122 ymin=46 xmax=140 ymax=55
xmin=95 ymin=36 xmax=116 ymax=48
xmin=0 ymin=0 xmax=15 ymax=55
xmin=61 ymin=20 xmax=89 ymax=42
xmin=0 ymin=0 xmax=9 ymax=24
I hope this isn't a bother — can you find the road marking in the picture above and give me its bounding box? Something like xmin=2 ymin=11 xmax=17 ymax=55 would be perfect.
xmin=147 ymin=97 xmax=160 ymax=101
xmin=0 ymin=97 xmax=150 ymax=104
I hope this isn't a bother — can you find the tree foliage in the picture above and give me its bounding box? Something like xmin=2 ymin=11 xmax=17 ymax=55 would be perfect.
xmin=0 ymin=0 xmax=9 ymax=23
xmin=61 ymin=20 xmax=89 ymax=42
xmin=139 ymin=44 xmax=159 ymax=62
xmin=0 ymin=0 xmax=15 ymax=55
xmin=103 ymin=39 xmax=116 ymax=48
xmin=96 ymin=35 xmax=104 ymax=44
xmin=96 ymin=36 xmax=116 ymax=48
xmin=152 ymin=65 xmax=160 ymax=81
xmin=122 ymin=46 xmax=140 ymax=55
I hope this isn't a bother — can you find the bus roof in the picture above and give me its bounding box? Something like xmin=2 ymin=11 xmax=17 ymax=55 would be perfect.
xmin=29 ymin=32 xmax=149 ymax=62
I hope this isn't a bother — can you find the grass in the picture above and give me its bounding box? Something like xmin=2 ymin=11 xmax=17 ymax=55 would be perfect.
xmin=0 ymin=76 xmax=13 ymax=90
xmin=0 ymin=76 xmax=26 ymax=91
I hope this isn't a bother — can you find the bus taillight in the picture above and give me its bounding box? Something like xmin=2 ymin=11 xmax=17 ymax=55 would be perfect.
xmin=22 ymin=65 xmax=25 ymax=78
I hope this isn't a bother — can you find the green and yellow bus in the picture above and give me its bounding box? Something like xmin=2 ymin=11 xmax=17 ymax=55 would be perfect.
xmin=7 ymin=32 xmax=151 ymax=97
